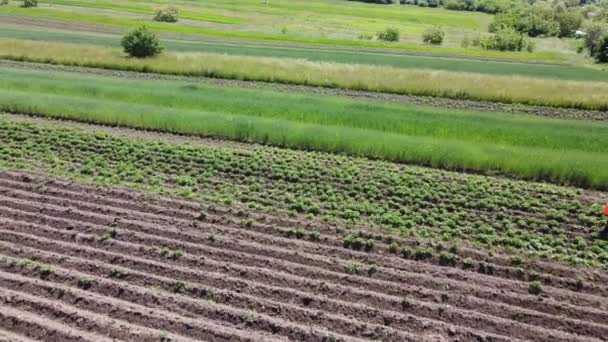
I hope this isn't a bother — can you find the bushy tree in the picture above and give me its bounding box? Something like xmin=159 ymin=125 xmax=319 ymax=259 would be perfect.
xmin=121 ymin=26 xmax=163 ymax=58
xmin=377 ymin=27 xmax=400 ymax=42
xmin=490 ymin=3 xmax=583 ymax=38
xmin=22 ymin=0 xmax=37 ymax=7
xmin=422 ymin=26 xmax=445 ymax=44
xmin=154 ymin=6 xmax=179 ymax=23
xmin=584 ymin=23 xmax=608 ymax=62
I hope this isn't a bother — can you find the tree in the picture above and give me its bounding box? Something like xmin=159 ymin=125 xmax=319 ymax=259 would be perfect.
xmin=121 ymin=26 xmax=164 ymax=58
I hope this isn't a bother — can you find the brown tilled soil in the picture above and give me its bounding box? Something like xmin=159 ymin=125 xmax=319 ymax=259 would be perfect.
xmin=2 ymin=60 xmax=607 ymax=121
xmin=0 ymin=170 xmax=606 ymax=341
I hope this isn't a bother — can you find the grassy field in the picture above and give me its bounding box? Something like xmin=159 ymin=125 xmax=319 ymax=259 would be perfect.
xmin=3 ymin=39 xmax=608 ymax=110
xmin=4 ymin=25 xmax=608 ymax=82
xmin=2 ymin=67 xmax=607 ymax=189
xmin=0 ymin=0 xmax=572 ymax=62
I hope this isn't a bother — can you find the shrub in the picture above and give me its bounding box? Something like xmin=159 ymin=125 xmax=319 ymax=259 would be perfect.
xmin=121 ymin=26 xmax=163 ymax=58
xmin=22 ymin=0 xmax=37 ymax=7
xmin=1 ymin=0 xmax=9 ymax=6
xmin=377 ymin=27 xmax=400 ymax=42
xmin=470 ymin=28 xmax=534 ymax=52
xmin=584 ymin=22 xmax=608 ymax=63
xmin=422 ymin=26 xmax=445 ymax=45
xmin=154 ymin=6 xmax=179 ymax=23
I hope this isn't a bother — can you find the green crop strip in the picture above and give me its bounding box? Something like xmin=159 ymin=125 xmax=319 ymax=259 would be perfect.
xmin=1 ymin=26 xmax=604 ymax=82
xmin=0 ymin=40 xmax=604 ymax=110
xmin=0 ymin=118 xmax=606 ymax=268
xmin=1 ymin=67 xmax=607 ymax=189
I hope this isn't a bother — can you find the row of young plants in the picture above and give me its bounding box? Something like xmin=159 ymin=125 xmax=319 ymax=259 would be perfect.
xmin=0 ymin=119 xmax=606 ymax=268
xmin=2 ymin=67 xmax=607 ymax=189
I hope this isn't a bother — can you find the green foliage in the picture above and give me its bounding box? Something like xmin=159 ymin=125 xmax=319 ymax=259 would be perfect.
xmin=344 ymin=232 xmax=375 ymax=251
xmin=583 ymin=23 xmax=608 ymax=63
xmin=444 ymin=0 xmax=516 ymax=13
xmin=22 ymin=0 xmax=36 ymax=7
xmin=377 ymin=27 xmax=400 ymax=42
xmin=0 ymin=0 xmax=9 ymax=6
xmin=466 ymin=28 xmax=534 ymax=52
xmin=422 ymin=26 xmax=445 ymax=45
xmin=154 ymin=6 xmax=179 ymax=23
xmin=528 ymin=280 xmax=543 ymax=294
xmin=1 ymin=118 xmax=607 ymax=268
xmin=490 ymin=3 xmax=583 ymax=38
xmin=121 ymin=26 xmax=163 ymax=58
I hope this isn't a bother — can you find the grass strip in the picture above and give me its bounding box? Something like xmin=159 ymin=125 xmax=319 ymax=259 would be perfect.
xmin=1 ymin=67 xmax=607 ymax=189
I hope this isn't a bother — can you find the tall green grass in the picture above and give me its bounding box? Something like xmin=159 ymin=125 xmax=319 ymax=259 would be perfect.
xmin=1 ymin=67 xmax=607 ymax=189
xmin=1 ymin=26 xmax=606 ymax=82
xmin=2 ymin=40 xmax=608 ymax=110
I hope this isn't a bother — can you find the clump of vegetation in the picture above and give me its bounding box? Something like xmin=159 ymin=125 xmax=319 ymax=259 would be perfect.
xmin=78 ymin=277 xmax=95 ymax=290
xmin=1 ymin=0 xmax=9 ymax=6
xmin=343 ymin=232 xmax=375 ymax=251
xmin=345 ymin=262 xmax=361 ymax=274
xmin=22 ymin=0 xmax=37 ymax=7
xmin=582 ymin=23 xmax=608 ymax=63
xmin=121 ymin=26 xmax=163 ymax=58
xmin=438 ymin=251 xmax=458 ymax=266
xmin=422 ymin=26 xmax=445 ymax=45
xmin=154 ymin=6 xmax=179 ymax=23
xmin=490 ymin=3 xmax=583 ymax=38
xmin=377 ymin=27 xmax=400 ymax=42
xmin=528 ymin=280 xmax=543 ymax=295
xmin=463 ymin=28 xmax=534 ymax=52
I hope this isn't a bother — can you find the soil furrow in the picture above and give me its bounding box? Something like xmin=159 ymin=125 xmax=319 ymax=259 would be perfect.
xmin=0 ymin=305 xmax=116 ymax=342
xmin=1 ymin=169 xmax=604 ymax=291
xmin=0 ymin=329 xmax=41 ymax=342
xmin=0 ymin=252 xmax=421 ymax=342
xmin=0 ymin=192 xmax=605 ymax=320
xmin=0 ymin=222 xmax=602 ymax=342
xmin=0 ymin=268 xmax=365 ymax=342
xmin=0 ymin=230 xmax=518 ymax=342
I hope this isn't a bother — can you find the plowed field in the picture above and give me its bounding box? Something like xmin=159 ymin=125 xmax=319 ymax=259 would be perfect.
xmin=0 ymin=170 xmax=606 ymax=342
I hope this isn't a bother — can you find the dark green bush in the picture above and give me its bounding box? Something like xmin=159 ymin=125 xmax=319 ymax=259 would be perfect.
xmin=1 ymin=0 xmax=9 ymax=6
xmin=465 ymin=28 xmax=534 ymax=52
xmin=422 ymin=26 xmax=445 ymax=45
xmin=583 ymin=23 xmax=608 ymax=63
xmin=121 ymin=26 xmax=164 ymax=58
xmin=22 ymin=0 xmax=37 ymax=7
xmin=154 ymin=6 xmax=179 ymax=23
xmin=377 ymin=27 xmax=400 ymax=42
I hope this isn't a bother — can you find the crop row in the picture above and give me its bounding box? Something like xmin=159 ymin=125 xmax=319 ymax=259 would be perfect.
xmin=2 ymin=67 xmax=608 ymax=189
xmin=2 ymin=26 xmax=605 ymax=82
xmin=0 ymin=39 xmax=605 ymax=110
xmin=0 ymin=118 xmax=606 ymax=268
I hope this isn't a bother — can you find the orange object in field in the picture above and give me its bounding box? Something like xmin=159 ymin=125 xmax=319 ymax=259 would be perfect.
xmin=604 ymin=205 xmax=608 ymax=217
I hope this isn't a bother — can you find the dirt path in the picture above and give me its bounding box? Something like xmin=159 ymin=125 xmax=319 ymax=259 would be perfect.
xmin=2 ymin=60 xmax=607 ymax=121
xmin=0 ymin=170 xmax=605 ymax=341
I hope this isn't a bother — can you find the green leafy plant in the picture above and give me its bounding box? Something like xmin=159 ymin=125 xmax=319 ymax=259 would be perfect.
xmin=121 ymin=26 xmax=163 ymax=58
xmin=422 ymin=26 xmax=445 ymax=45
xmin=154 ymin=6 xmax=179 ymax=23
xmin=22 ymin=0 xmax=37 ymax=7
xmin=377 ymin=27 xmax=400 ymax=42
